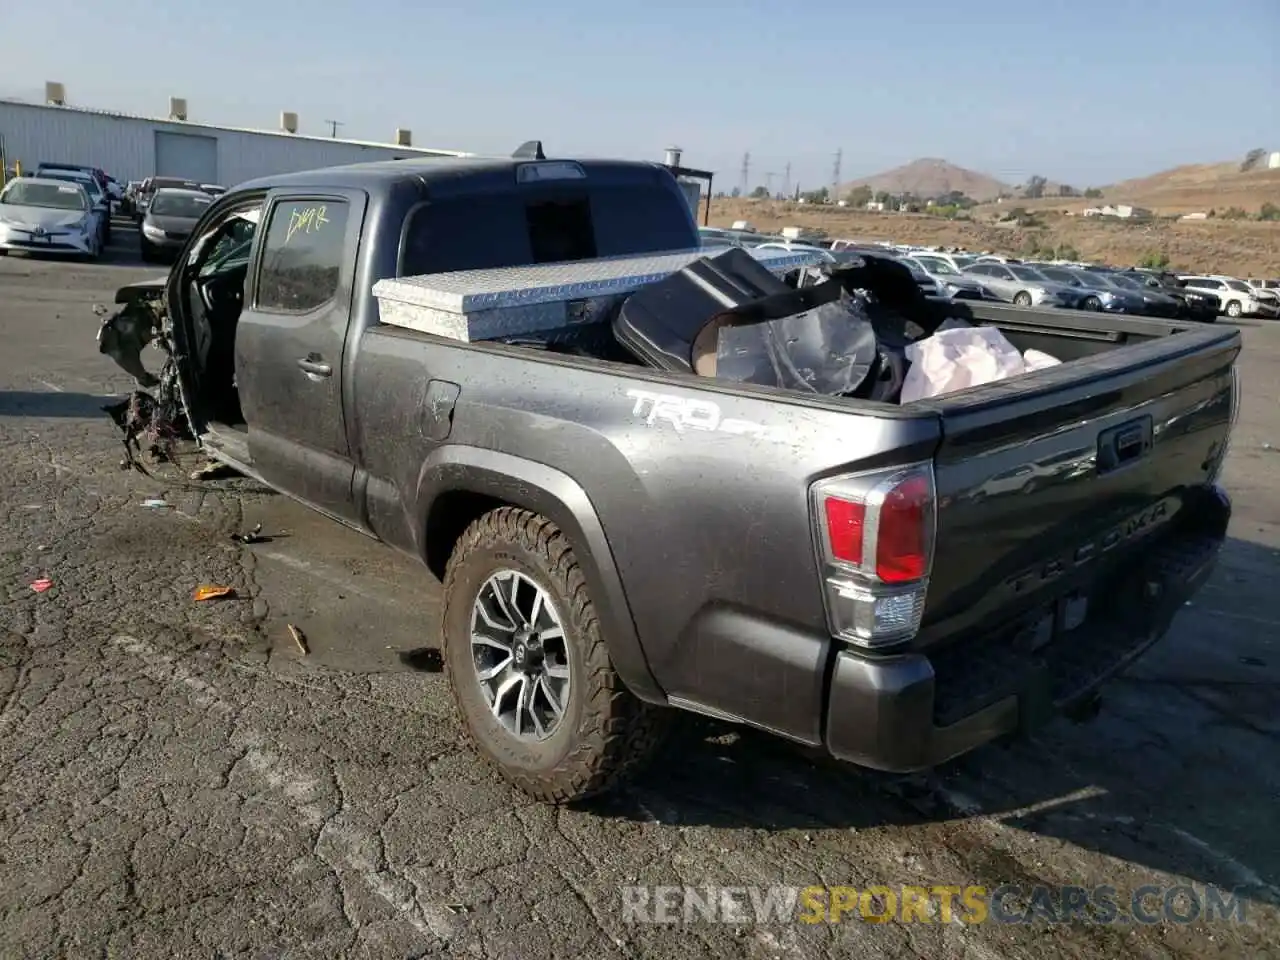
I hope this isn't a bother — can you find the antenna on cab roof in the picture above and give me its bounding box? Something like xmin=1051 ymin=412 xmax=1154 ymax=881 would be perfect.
xmin=512 ymin=140 xmax=546 ymax=160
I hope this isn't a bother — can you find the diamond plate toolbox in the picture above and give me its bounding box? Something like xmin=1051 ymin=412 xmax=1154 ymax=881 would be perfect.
xmin=372 ymin=246 xmax=830 ymax=341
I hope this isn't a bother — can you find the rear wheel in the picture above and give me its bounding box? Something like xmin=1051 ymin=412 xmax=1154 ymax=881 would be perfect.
xmin=441 ymin=506 xmax=669 ymax=803
xmin=1224 ymin=300 xmax=1242 ymax=318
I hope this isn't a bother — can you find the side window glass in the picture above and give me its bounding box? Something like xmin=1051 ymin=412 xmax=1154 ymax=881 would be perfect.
xmin=198 ymin=208 xmax=261 ymax=275
xmin=257 ymin=198 xmax=350 ymax=313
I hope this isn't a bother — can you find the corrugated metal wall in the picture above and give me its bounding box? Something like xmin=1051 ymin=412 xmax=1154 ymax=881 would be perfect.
xmin=0 ymin=101 xmax=458 ymax=188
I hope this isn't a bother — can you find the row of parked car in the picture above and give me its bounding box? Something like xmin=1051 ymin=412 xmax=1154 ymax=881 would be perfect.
xmin=0 ymin=162 xmax=124 ymax=258
xmin=0 ymin=164 xmax=227 ymax=263
xmin=699 ymin=226 xmax=1280 ymax=323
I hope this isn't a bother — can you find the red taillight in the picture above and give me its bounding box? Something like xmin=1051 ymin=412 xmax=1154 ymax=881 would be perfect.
xmin=815 ymin=466 xmax=934 ymax=584
xmin=824 ymin=497 xmax=866 ymax=565
xmin=812 ymin=464 xmax=935 ymax=647
xmin=875 ymin=474 xmax=930 ymax=583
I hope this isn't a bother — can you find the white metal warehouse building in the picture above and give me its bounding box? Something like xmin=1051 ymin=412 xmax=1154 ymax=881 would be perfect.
xmin=0 ymin=87 xmax=471 ymax=189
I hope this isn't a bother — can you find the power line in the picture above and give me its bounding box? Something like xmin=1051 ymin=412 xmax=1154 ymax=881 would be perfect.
xmin=782 ymin=162 xmax=791 ymax=198
xmin=739 ymin=152 xmax=751 ymax=195
xmin=324 ymin=120 xmax=344 ymax=138
xmin=832 ymin=148 xmax=842 ymax=201
xmin=764 ymin=171 xmax=776 ymax=196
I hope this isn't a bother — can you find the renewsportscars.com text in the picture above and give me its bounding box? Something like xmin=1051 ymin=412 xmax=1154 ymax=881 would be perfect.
xmin=620 ymin=884 xmax=1251 ymax=926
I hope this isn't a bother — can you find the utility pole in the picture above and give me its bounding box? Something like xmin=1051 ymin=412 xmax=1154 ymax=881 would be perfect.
xmin=782 ymin=162 xmax=791 ymax=199
xmin=739 ymin=152 xmax=751 ymax=195
xmin=764 ymin=171 xmax=776 ymax=197
xmin=324 ymin=120 xmax=344 ymax=138
xmin=831 ymin=148 xmax=842 ymax=203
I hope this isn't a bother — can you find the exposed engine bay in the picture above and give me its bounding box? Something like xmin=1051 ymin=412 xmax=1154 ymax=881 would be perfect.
xmin=96 ymin=281 xmax=189 ymax=472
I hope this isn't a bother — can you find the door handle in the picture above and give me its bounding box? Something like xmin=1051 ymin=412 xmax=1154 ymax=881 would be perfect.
xmin=296 ymin=356 xmax=332 ymax=378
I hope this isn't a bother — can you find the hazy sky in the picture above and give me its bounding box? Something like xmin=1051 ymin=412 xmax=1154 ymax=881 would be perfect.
xmin=2 ymin=0 xmax=1277 ymax=190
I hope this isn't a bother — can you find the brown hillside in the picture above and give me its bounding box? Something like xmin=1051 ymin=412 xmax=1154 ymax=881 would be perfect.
xmin=1103 ymin=164 xmax=1280 ymax=214
xmin=840 ymin=158 xmax=1010 ymax=203
xmin=973 ymin=163 xmax=1280 ymax=216
xmin=709 ymin=198 xmax=1280 ymax=277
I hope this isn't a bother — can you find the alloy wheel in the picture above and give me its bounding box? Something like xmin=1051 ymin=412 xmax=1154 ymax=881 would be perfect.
xmin=470 ymin=569 xmax=571 ymax=741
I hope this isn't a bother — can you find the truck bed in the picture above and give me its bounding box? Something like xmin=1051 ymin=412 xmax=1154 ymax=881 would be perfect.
xmin=352 ymin=284 xmax=1236 ymax=753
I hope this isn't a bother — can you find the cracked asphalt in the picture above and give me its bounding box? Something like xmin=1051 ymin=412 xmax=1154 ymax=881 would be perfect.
xmin=1 ymin=227 xmax=1278 ymax=959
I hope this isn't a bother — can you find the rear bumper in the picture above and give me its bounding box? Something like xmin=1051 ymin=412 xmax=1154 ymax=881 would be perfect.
xmin=658 ymin=487 xmax=1230 ymax=771
xmin=825 ymin=486 xmax=1230 ymax=771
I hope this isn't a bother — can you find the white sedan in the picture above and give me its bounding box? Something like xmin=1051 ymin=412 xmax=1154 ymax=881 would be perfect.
xmin=0 ymin=178 xmax=103 ymax=259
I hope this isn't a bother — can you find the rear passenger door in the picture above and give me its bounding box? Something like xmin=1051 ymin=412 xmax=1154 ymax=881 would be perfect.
xmin=235 ymin=188 xmax=367 ymax=523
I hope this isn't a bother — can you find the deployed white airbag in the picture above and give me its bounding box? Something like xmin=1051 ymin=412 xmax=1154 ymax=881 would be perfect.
xmin=901 ymin=324 xmax=1061 ymax=402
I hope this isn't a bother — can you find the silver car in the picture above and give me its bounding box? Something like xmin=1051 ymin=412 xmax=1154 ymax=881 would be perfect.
xmin=32 ymin=169 xmax=112 ymax=246
xmin=139 ymin=188 xmax=215 ymax=262
xmin=899 ymin=255 xmax=987 ymax=300
xmin=962 ymin=262 xmax=1084 ymax=308
xmin=0 ymin=177 xmax=103 ymax=258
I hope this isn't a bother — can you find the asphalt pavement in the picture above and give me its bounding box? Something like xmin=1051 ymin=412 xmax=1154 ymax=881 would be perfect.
xmin=1 ymin=222 xmax=1278 ymax=958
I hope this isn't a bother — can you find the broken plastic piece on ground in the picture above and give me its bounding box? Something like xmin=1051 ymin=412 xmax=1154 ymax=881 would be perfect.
xmin=193 ymin=585 xmax=235 ymax=602
xmin=232 ymin=523 xmax=265 ymax=545
xmin=30 ymin=578 xmax=53 ymax=594
xmin=901 ymin=325 xmax=1028 ymax=402
xmin=189 ymin=461 xmax=240 ymax=481
xmin=288 ymin=624 xmax=309 ymax=655
xmin=141 ymin=498 xmax=169 ymax=508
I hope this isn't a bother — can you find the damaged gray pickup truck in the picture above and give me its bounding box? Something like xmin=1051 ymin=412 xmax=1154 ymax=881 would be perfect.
xmin=97 ymin=149 xmax=1239 ymax=804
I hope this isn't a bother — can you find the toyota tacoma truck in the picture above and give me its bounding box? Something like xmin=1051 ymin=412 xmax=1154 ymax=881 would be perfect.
xmin=96 ymin=149 xmax=1239 ymax=804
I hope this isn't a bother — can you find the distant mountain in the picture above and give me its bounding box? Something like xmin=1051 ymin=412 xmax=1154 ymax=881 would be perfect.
xmin=841 ymin=158 xmax=1011 ymax=203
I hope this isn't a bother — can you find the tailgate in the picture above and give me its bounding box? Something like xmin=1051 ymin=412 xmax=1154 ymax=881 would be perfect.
xmin=914 ymin=324 xmax=1239 ymax=647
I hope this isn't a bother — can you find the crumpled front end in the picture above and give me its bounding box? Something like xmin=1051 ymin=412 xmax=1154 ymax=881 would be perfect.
xmin=95 ymin=288 xmax=192 ymax=471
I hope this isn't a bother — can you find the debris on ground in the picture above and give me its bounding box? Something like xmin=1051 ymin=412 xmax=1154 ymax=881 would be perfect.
xmin=232 ymin=523 xmax=265 ymax=544
xmin=189 ymin=461 xmax=240 ymax=481
xmin=141 ymin=498 xmax=169 ymax=508
xmin=30 ymin=578 xmax=53 ymax=594
xmin=193 ymin=585 xmax=236 ymax=602
xmin=287 ymin=624 xmax=309 ymax=655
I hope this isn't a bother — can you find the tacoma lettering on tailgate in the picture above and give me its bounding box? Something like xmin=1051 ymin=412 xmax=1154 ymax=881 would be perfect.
xmin=1004 ymin=497 xmax=1179 ymax=595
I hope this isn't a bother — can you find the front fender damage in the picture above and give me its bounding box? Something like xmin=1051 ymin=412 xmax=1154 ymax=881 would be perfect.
xmin=96 ymin=294 xmax=191 ymax=472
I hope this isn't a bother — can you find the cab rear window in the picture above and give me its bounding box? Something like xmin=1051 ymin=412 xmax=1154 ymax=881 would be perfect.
xmin=398 ymin=184 xmax=696 ymax=276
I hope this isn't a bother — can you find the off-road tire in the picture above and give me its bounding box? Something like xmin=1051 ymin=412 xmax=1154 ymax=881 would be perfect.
xmin=1013 ymin=291 xmax=1033 ymax=307
xmin=1225 ymin=300 xmax=1242 ymax=318
xmin=441 ymin=506 xmax=669 ymax=803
